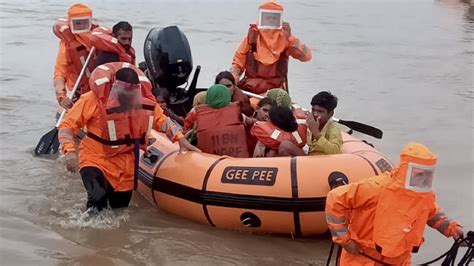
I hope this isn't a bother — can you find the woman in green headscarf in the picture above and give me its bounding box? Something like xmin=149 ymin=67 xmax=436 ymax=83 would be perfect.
xmin=184 ymin=84 xmax=249 ymax=157
xmin=265 ymin=88 xmax=292 ymax=109
xmin=183 ymin=84 xmax=232 ymax=142
xmin=205 ymin=84 xmax=231 ymax=109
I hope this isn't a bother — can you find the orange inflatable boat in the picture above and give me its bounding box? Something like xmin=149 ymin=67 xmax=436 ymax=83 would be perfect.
xmin=137 ymin=130 xmax=393 ymax=237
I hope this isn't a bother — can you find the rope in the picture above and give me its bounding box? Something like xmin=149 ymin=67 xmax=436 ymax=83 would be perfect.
xmin=326 ymin=242 xmax=335 ymax=266
xmin=420 ymin=231 xmax=473 ymax=266
xmin=324 ymin=231 xmax=473 ymax=266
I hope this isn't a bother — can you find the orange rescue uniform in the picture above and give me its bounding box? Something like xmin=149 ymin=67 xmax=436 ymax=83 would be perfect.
xmin=231 ymin=2 xmax=312 ymax=94
xmin=53 ymin=4 xmax=97 ymax=103
xmin=325 ymin=143 xmax=461 ymax=265
xmin=59 ymin=64 xmax=183 ymax=192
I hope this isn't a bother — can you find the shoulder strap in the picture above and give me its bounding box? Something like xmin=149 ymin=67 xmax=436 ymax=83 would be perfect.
xmin=247 ymin=24 xmax=258 ymax=53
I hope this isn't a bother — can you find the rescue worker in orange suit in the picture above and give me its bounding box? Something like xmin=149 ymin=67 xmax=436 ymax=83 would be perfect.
xmin=53 ymin=3 xmax=97 ymax=111
xmin=325 ymin=143 xmax=465 ymax=265
xmin=58 ymin=63 xmax=199 ymax=212
xmin=230 ymin=1 xmax=312 ymax=95
xmin=92 ymin=21 xmax=135 ymax=67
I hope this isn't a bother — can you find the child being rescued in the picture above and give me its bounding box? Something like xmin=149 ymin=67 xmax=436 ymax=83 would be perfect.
xmin=251 ymin=90 xmax=342 ymax=157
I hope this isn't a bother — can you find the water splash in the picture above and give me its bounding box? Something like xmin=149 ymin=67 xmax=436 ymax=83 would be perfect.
xmin=54 ymin=204 xmax=130 ymax=230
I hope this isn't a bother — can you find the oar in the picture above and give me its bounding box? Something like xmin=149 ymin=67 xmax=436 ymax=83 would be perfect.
xmin=240 ymin=89 xmax=383 ymax=139
xmin=34 ymin=46 xmax=96 ymax=156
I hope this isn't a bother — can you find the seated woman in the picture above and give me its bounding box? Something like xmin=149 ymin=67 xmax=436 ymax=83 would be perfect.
xmin=265 ymin=88 xmax=307 ymax=122
xmin=265 ymin=88 xmax=293 ymax=109
xmin=251 ymin=106 xmax=306 ymax=157
xmin=192 ymin=71 xmax=254 ymax=116
xmin=185 ymin=84 xmax=249 ymax=157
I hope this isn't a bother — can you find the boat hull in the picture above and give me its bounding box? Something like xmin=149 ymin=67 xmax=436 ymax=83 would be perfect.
xmin=138 ymin=130 xmax=393 ymax=236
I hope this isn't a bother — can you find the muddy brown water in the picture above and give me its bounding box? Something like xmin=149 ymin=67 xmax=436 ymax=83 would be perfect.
xmin=0 ymin=0 xmax=472 ymax=265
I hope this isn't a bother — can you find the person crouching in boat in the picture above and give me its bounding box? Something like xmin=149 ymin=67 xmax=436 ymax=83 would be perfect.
xmin=325 ymin=143 xmax=465 ymax=265
xmin=58 ymin=62 xmax=199 ymax=212
xmin=184 ymin=84 xmax=249 ymax=158
xmin=230 ymin=1 xmax=312 ymax=94
xmin=243 ymin=97 xmax=277 ymax=155
xmin=192 ymin=71 xmax=254 ymax=117
xmin=279 ymin=91 xmax=342 ymax=156
xmin=53 ymin=3 xmax=97 ymax=112
xmin=250 ymin=89 xmax=308 ymax=157
xmin=92 ymin=21 xmax=135 ymax=67
xmin=251 ymin=105 xmax=306 ymax=157
xmin=155 ymin=89 xmax=184 ymax=127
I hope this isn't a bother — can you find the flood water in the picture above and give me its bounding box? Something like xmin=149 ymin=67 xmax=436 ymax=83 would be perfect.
xmin=0 ymin=0 xmax=472 ymax=265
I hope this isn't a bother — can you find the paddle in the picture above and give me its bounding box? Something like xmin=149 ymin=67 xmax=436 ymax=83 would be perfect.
xmin=34 ymin=47 xmax=96 ymax=156
xmin=240 ymin=89 xmax=383 ymax=139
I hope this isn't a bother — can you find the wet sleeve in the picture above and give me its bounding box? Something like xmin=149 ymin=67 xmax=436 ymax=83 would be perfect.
xmin=231 ymin=37 xmax=250 ymax=72
xmin=286 ymin=35 xmax=312 ymax=62
xmin=325 ymin=180 xmax=380 ymax=244
xmin=427 ymin=203 xmax=461 ymax=237
xmin=152 ymin=105 xmax=184 ymax=142
xmin=312 ymin=124 xmax=342 ymax=155
xmin=58 ymin=94 xmax=93 ymax=154
xmin=53 ymin=41 xmax=68 ymax=103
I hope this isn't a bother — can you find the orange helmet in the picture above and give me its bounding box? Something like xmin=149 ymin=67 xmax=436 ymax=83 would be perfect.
xmin=259 ymin=1 xmax=284 ymax=11
xmin=393 ymin=143 xmax=437 ymax=192
xmin=67 ymin=3 xmax=92 ymax=34
xmin=258 ymin=1 xmax=283 ymax=30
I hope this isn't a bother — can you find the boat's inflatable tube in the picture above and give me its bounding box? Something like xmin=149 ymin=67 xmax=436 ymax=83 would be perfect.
xmin=138 ymin=130 xmax=393 ymax=236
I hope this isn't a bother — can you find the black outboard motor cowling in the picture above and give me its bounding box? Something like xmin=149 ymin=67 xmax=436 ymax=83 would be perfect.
xmin=144 ymin=26 xmax=193 ymax=89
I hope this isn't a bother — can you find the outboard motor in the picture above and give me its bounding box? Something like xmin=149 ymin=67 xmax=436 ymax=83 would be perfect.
xmin=143 ymin=26 xmax=200 ymax=116
xmin=144 ymin=26 xmax=192 ymax=89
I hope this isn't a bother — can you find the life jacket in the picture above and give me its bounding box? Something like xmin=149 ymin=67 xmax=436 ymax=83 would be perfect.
xmin=86 ymin=62 xmax=156 ymax=158
xmin=53 ymin=18 xmax=97 ymax=94
xmin=251 ymin=111 xmax=307 ymax=151
xmin=91 ymin=27 xmax=136 ymax=65
xmin=195 ymin=102 xmax=249 ymax=158
xmin=239 ymin=24 xmax=288 ymax=94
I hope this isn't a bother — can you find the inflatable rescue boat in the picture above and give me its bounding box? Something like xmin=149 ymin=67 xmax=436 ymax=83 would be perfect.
xmin=137 ymin=130 xmax=393 ymax=237
xmin=136 ymin=26 xmax=392 ymax=236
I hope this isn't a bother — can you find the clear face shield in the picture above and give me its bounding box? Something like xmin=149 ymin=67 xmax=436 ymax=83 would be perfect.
xmin=107 ymin=80 xmax=142 ymax=114
xmin=69 ymin=16 xmax=92 ymax=34
xmin=258 ymin=9 xmax=282 ymax=30
xmin=404 ymin=162 xmax=435 ymax=192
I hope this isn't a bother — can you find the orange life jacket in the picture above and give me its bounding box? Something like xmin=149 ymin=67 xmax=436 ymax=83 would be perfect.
xmin=251 ymin=116 xmax=307 ymax=151
xmin=293 ymin=108 xmax=308 ymax=144
xmin=87 ymin=62 xmax=156 ymax=158
xmin=239 ymin=24 xmax=288 ymax=94
xmin=53 ymin=18 xmax=97 ymax=94
xmin=195 ymin=102 xmax=249 ymax=158
xmin=91 ymin=27 xmax=136 ymax=65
